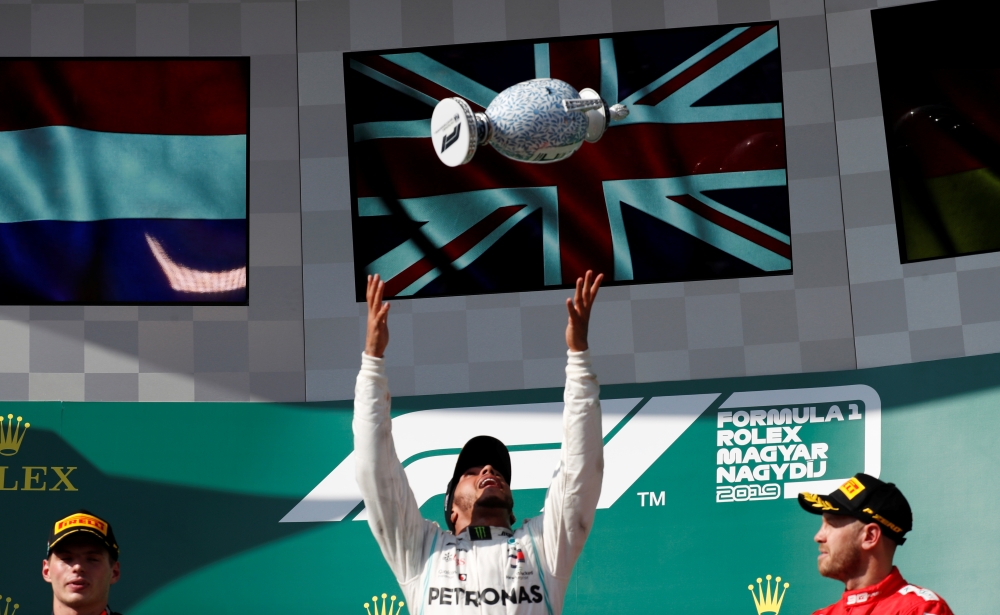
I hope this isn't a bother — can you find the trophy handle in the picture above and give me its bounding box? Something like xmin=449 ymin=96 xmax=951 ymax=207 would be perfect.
xmin=474 ymin=112 xmax=493 ymax=146
xmin=431 ymin=97 xmax=479 ymax=167
xmin=575 ymin=88 xmax=628 ymax=144
xmin=609 ymin=104 xmax=630 ymax=121
xmin=562 ymin=98 xmax=604 ymax=113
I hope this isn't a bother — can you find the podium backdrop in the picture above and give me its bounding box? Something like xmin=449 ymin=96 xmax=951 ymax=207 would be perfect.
xmin=3 ymin=352 xmax=998 ymax=614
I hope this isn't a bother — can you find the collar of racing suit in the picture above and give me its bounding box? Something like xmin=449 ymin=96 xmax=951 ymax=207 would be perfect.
xmin=839 ymin=567 xmax=906 ymax=606
xmin=457 ymin=526 xmax=515 ymax=541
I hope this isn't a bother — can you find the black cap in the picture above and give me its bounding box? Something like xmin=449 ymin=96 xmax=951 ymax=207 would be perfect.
xmin=48 ymin=510 xmax=119 ymax=560
xmin=798 ymin=474 xmax=913 ymax=544
xmin=444 ymin=436 xmax=512 ymax=532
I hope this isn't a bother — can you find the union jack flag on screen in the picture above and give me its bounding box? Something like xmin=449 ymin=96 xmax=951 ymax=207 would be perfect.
xmin=345 ymin=23 xmax=790 ymax=300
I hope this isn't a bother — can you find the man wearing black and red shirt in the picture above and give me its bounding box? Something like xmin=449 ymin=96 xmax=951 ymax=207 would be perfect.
xmin=799 ymin=474 xmax=954 ymax=615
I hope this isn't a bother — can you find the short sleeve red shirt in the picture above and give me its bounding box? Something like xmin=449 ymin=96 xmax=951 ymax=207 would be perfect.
xmin=812 ymin=568 xmax=954 ymax=615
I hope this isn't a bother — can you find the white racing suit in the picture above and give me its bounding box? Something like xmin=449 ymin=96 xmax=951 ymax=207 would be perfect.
xmin=354 ymin=350 xmax=603 ymax=615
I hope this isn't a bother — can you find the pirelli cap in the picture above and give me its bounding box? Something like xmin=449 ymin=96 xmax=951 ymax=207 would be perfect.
xmin=444 ymin=435 xmax=512 ymax=532
xmin=798 ymin=473 xmax=912 ymax=544
xmin=48 ymin=510 xmax=119 ymax=560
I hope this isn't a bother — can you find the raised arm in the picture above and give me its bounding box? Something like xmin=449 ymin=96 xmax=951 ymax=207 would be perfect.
xmin=537 ymin=271 xmax=605 ymax=578
xmin=364 ymin=274 xmax=390 ymax=359
xmin=565 ymin=270 xmax=602 ymax=353
xmin=354 ymin=275 xmax=435 ymax=583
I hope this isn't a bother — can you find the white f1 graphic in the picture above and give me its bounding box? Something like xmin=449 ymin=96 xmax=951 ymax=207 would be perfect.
xmin=280 ymin=394 xmax=719 ymax=522
xmin=280 ymin=385 xmax=881 ymax=523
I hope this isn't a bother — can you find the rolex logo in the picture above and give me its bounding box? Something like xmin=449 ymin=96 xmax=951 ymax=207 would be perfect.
xmin=0 ymin=593 xmax=20 ymax=615
xmin=0 ymin=413 xmax=80 ymax=491
xmin=364 ymin=592 xmax=404 ymax=615
xmin=0 ymin=415 xmax=29 ymax=456
xmin=748 ymin=574 xmax=789 ymax=615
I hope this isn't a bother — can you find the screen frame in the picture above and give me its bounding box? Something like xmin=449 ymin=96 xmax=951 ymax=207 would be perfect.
xmin=872 ymin=0 xmax=1000 ymax=265
xmin=0 ymin=56 xmax=251 ymax=306
xmin=343 ymin=23 xmax=793 ymax=302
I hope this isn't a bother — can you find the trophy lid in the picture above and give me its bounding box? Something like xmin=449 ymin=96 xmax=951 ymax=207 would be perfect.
xmin=431 ymin=97 xmax=477 ymax=167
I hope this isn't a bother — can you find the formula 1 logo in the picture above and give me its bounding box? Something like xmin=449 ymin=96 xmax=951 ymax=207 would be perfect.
xmin=440 ymin=122 xmax=461 ymax=153
xmin=280 ymin=395 xmax=715 ymax=522
xmin=714 ymin=386 xmax=881 ymax=503
xmin=280 ymin=386 xmax=881 ymax=523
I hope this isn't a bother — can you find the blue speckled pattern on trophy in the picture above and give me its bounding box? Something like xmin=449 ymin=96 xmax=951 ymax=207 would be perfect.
xmin=486 ymin=79 xmax=590 ymax=163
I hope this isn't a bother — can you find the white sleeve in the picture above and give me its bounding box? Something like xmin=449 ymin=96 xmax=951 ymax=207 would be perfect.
xmin=353 ymin=353 xmax=439 ymax=584
xmin=537 ymin=349 xmax=603 ymax=578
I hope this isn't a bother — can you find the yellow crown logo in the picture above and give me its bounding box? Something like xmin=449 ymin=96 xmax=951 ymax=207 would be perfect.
xmin=0 ymin=593 xmax=20 ymax=615
xmin=363 ymin=592 xmax=404 ymax=615
xmin=0 ymin=415 xmax=29 ymax=457
xmin=748 ymin=574 xmax=789 ymax=615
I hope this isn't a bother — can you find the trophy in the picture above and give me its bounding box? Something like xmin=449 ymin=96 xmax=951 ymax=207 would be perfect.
xmin=430 ymin=78 xmax=629 ymax=167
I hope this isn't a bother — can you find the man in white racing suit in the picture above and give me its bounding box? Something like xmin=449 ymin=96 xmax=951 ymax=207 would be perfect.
xmin=354 ymin=271 xmax=604 ymax=615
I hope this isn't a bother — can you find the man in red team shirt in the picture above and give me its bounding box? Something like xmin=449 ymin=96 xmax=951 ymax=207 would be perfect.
xmin=799 ymin=474 xmax=955 ymax=615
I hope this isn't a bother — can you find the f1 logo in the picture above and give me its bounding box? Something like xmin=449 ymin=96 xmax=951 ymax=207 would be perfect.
xmin=440 ymin=123 xmax=461 ymax=153
xmin=279 ymin=385 xmax=881 ymax=523
xmin=280 ymin=395 xmax=719 ymax=523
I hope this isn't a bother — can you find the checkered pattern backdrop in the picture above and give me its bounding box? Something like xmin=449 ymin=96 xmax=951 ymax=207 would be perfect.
xmin=824 ymin=0 xmax=1000 ymax=368
xmin=0 ymin=0 xmax=304 ymax=402
xmin=0 ymin=0 xmax=976 ymax=404
xmin=300 ymin=0 xmax=857 ymax=400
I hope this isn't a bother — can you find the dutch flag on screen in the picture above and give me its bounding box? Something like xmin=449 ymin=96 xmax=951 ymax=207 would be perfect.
xmin=0 ymin=59 xmax=248 ymax=304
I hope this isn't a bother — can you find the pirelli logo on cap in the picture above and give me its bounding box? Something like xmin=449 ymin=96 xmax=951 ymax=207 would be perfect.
xmin=838 ymin=477 xmax=865 ymax=500
xmin=55 ymin=513 xmax=107 ymax=536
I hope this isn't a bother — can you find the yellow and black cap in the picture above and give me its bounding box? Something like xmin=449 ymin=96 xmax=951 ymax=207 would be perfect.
xmin=798 ymin=473 xmax=912 ymax=544
xmin=444 ymin=435 xmax=512 ymax=532
xmin=47 ymin=510 xmax=119 ymax=561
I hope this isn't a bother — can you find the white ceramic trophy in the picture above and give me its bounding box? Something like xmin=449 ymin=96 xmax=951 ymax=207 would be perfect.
xmin=430 ymin=78 xmax=629 ymax=167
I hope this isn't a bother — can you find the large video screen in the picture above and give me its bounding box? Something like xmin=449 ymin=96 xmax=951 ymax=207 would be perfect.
xmin=873 ymin=2 xmax=1000 ymax=263
xmin=0 ymin=59 xmax=248 ymax=304
xmin=346 ymin=24 xmax=791 ymax=300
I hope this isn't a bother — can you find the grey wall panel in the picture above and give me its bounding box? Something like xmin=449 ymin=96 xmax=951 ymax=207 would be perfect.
xmin=31 ymin=4 xmax=84 ymax=57
xmin=610 ymin=0 xmax=663 ymax=32
xmin=718 ymin=0 xmax=769 ymax=23
xmin=769 ymin=0 xmax=824 ymax=19
xmin=83 ymin=5 xmax=136 ymax=56
xmin=559 ymin=0 xmax=612 ymax=36
xmin=8 ymin=0 xmax=982 ymax=402
xmin=0 ymin=5 xmax=31 ymax=57
xmin=136 ymin=5 xmax=190 ymax=57
xmin=664 ymin=0 xmax=718 ymax=27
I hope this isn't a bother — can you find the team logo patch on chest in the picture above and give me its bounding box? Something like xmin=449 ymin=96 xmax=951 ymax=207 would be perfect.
xmin=506 ymin=538 xmax=534 ymax=580
xmin=438 ymin=544 xmax=468 ymax=579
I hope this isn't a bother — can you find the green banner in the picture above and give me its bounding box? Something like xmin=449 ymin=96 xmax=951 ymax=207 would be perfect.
xmin=3 ymin=353 xmax=998 ymax=614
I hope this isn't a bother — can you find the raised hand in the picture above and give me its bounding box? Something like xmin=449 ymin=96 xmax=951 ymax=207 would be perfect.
xmin=565 ymin=270 xmax=603 ymax=352
xmin=365 ymin=274 xmax=391 ymax=358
